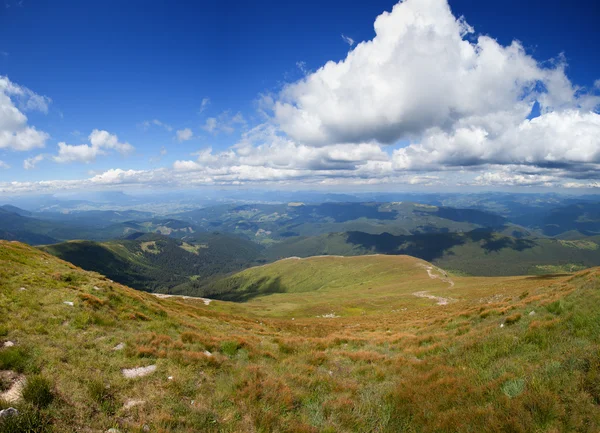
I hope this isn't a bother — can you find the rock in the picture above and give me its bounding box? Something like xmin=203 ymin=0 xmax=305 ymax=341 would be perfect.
xmin=19 ymin=287 xmax=26 ymax=291
xmin=3 ymin=341 xmax=15 ymax=348
xmin=500 ymin=323 xmax=505 ymax=328
xmin=142 ymin=425 xmax=150 ymax=432
xmin=203 ymin=350 xmax=212 ymax=357
xmin=112 ymin=343 xmax=125 ymax=351
xmin=122 ymin=365 xmax=157 ymax=379
xmin=63 ymin=301 xmax=74 ymax=306
xmin=106 ymin=429 xmax=120 ymax=433
xmin=123 ymin=399 xmax=145 ymax=410
xmin=0 ymin=407 xmax=18 ymax=418
xmin=93 ymin=286 xmax=102 ymax=291
xmin=529 ymin=310 xmax=536 ymax=316
xmin=167 ymin=376 xmax=174 ymax=380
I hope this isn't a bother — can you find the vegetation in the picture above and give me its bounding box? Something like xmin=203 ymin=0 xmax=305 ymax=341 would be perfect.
xmin=39 ymin=232 xmax=264 ymax=293
xmin=264 ymin=230 xmax=600 ymax=276
xmin=2 ymin=240 xmax=600 ymax=431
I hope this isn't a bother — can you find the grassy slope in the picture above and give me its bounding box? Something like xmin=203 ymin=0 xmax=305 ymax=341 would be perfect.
xmin=2 ymin=241 xmax=600 ymax=432
xmin=39 ymin=233 xmax=264 ymax=293
xmin=265 ymin=231 xmax=600 ymax=276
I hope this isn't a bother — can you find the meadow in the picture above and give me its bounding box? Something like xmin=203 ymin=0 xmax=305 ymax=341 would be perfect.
xmin=1 ymin=240 xmax=600 ymax=432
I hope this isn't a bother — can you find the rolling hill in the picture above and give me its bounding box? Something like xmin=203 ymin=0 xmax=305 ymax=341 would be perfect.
xmin=2 ymin=241 xmax=600 ymax=431
xmin=264 ymin=229 xmax=600 ymax=276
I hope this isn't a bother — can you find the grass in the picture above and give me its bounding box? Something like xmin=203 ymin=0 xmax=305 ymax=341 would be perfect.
xmin=2 ymin=240 xmax=600 ymax=431
xmin=21 ymin=375 xmax=53 ymax=408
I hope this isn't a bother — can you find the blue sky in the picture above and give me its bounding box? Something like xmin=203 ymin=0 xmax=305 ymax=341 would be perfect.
xmin=0 ymin=0 xmax=599 ymax=193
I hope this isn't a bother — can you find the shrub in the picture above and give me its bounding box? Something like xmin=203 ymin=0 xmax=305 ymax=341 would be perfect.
xmin=22 ymin=375 xmax=54 ymax=408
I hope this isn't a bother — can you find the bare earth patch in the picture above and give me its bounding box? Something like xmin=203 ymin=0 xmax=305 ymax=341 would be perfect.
xmin=152 ymin=293 xmax=212 ymax=305
xmin=0 ymin=371 xmax=26 ymax=403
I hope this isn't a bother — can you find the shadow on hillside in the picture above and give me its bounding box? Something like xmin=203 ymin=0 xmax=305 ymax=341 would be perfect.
xmin=525 ymin=273 xmax=572 ymax=280
xmin=210 ymin=276 xmax=287 ymax=303
xmin=467 ymin=229 xmax=536 ymax=253
xmin=346 ymin=229 xmax=537 ymax=262
xmin=345 ymin=231 xmax=466 ymax=262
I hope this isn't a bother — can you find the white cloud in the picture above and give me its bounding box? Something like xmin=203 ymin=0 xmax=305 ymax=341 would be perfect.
xmin=176 ymin=128 xmax=193 ymax=142
xmin=202 ymin=118 xmax=217 ymax=133
xmin=54 ymin=130 xmax=134 ymax=164
xmin=273 ymin=0 xmax=597 ymax=149
xmin=139 ymin=119 xmax=173 ymax=132
xmin=198 ymin=97 xmax=210 ymax=114
xmin=0 ymin=76 xmax=50 ymax=151
xmin=201 ymin=111 xmax=246 ymax=134
xmin=393 ymin=110 xmax=600 ymax=170
xmin=23 ymin=153 xmax=46 ymax=169
xmin=0 ymin=160 xmax=9 ymax=169
xmin=341 ymin=34 xmax=355 ymax=46
xmin=89 ymin=168 xmax=145 ymax=185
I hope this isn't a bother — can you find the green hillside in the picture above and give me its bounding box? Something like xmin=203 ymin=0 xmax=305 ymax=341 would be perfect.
xmin=265 ymin=230 xmax=600 ymax=276
xmin=40 ymin=233 xmax=264 ymax=293
xmin=3 ymin=241 xmax=600 ymax=431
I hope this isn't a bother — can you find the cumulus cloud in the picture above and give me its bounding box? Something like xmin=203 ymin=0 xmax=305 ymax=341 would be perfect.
xmin=176 ymin=128 xmax=193 ymax=142
xmin=273 ymin=0 xmax=598 ymax=154
xmin=175 ymin=124 xmax=389 ymax=176
xmin=0 ymin=76 xmax=50 ymax=151
xmin=393 ymin=110 xmax=600 ymax=171
xmin=54 ymin=130 xmax=134 ymax=164
xmin=3 ymin=0 xmax=600 ymax=193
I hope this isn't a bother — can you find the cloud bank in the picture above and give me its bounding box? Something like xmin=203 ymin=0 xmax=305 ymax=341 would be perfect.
xmin=2 ymin=0 xmax=600 ymax=193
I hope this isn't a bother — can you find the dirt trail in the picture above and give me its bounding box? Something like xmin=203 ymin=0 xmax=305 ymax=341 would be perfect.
xmin=422 ymin=264 xmax=455 ymax=288
xmin=412 ymin=264 xmax=456 ymax=305
xmin=152 ymin=293 xmax=212 ymax=305
xmin=412 ymin=291 xmax=455 ymax=306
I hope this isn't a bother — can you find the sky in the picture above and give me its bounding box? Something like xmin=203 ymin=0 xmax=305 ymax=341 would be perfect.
xmin=0 ymin=0 xmax=599 ymax=194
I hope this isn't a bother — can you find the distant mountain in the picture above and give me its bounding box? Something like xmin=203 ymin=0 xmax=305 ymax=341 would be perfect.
xmin=0 ymin=204 xmax=32 ymax=216
xmin=172 ymin=201 xmax=507 ymax=242
xmin=513 ymin=202 xmax=600 ymax=237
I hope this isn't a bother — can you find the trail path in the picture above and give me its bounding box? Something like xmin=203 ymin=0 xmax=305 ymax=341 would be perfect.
xmin=152 ymin=293 xmax=212 ymax=305
xmin=412 ymin=264 xmax=456 ymax=305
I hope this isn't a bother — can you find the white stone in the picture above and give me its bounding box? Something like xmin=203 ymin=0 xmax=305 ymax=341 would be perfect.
xmin=122 ymin=365 xmax=157 ymax=379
